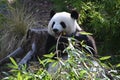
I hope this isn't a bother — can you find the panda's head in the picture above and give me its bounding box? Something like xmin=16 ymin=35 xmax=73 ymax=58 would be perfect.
xmin=48 ymin=10 xmax=82 ymax=37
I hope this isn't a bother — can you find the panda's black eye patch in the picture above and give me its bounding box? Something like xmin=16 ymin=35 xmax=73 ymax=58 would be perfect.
xmin=52 ymin=22 xmax=55 ymax=28
xmin=60 ymin=22 xmax=66 ymax=28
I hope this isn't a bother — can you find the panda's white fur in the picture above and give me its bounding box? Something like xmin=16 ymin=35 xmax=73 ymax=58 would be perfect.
xmin=48 ymin=12 xmax=82 ymax=37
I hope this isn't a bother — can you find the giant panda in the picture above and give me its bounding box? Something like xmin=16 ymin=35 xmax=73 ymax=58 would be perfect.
xmin=45 ymin=10 xmax=97 ymax=58
xmin=45 ymin=11 xmax=114 ymax=79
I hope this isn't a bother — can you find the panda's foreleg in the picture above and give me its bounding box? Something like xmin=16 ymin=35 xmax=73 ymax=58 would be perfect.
xmin=18 ymin=41 xmax=36 ymax=67
xmin=0 ymin=47 xmax=24 ymax=66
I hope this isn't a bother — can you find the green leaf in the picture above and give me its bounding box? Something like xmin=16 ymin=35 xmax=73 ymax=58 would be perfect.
xmin=99 ymin=56 xmax=111 ymax=60
xmin=52 ymin=61 xmax=58 ymax=67
xmin=79 ymin=70 xmax=87 ymax=78
xmin=17 ymin=72 xmax=22 ymax=80
xmin=58 ymin=58 xmax=65 ymax=66
xmin=79 ymin=32 xmax=93 ymax=35
xmin=116 ymin=63 xmax=120 ymax=68
xmin=46 ymin=59 xmax=56 ymax=63
xmin=9 ymin=57 xmax=18 ymax=68
xmin=38 ymin=57 xmax=45 ymax=67
xmin=100 ymin=63 xmax=111 ymax=69
xmin=72 ymin=68 xmax=78 ymax=77
xmin=43 ymin=53 xmax=55 ymax=58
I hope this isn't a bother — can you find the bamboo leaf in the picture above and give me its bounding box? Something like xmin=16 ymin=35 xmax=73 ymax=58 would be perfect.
xmin=116 ymin=63 xmax=120 ymax=68
xmin=99 ymin=56 xmax=111 ymax=60
xmin=43 ymin=53 xmax=55 ymax=58
xmin=79 ymin=70 xmax=87 ymax=78
xmin=9 ymin=57 xmax=18 ymax=67
xmin=79 ymin=32 xmax=93 ymax=35
xmin=52 ymin=61 xmax=58 ymax=67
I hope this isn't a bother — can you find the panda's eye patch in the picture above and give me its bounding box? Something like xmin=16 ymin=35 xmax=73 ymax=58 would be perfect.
xmin=60 ymin=22 xmax=66 ymax=28
xmin=52 ymin=22 xmax=55 ymax=28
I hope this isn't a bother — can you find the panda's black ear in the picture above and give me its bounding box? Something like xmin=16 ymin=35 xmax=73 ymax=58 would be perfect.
xmin=71 ymin=10 xmax=79 ymax=19
xmin=50 ymin=10 xmax=56 ymax=19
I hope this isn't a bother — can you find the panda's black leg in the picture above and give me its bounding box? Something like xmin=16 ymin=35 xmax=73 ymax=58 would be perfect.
xmin=45 ymin=34 xmax=56 ymax=54
xmin=18 ymin=41 xmax=36 ymax=68
xmin=74 ymin=34 xmax=97 ymax=55
xmin=0 ymin=47 xmax=24 ymax=66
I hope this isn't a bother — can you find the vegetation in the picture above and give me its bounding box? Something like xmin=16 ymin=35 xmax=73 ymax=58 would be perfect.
xmin=0 ymin=0 xmax=120 ymax=79
xmin=2 ymin=37 xmax=119 ymax=80
xmin=51 ymin=0 xmax=120 ymax=69
xmin=0 ymin=0 xmax=35 ymax=58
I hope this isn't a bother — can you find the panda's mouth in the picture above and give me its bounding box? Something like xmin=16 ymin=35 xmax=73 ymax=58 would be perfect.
xmin=54 ymin=31 xmax=67 ymax=38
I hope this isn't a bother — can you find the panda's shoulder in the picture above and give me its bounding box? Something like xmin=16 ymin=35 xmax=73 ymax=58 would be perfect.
xmin=47 ymin=34 xmax=56 ymax=41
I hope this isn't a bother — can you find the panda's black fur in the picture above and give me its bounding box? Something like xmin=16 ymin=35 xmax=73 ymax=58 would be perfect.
xmin=45 ymin=10 xmax=97 ymax=58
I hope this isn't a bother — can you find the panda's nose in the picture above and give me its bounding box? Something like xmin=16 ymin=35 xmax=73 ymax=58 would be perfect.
xmin=53 ymin=29 xmax=58 ymax=33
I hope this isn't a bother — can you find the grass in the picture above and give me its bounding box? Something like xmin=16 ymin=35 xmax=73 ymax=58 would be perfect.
xmin=0 ymin=2 xmax=35 ymax=59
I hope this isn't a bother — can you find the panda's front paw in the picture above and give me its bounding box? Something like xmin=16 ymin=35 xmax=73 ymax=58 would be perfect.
xmin=18 ymin=61 xmax=28 ymax=70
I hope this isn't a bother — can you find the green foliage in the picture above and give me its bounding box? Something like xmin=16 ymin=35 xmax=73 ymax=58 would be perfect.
xmin=0 ymin=0 xmax=8 ymax=29
xmin=0 ymin=14 xmax=7 ymax=29
xmin=99 ymin=56 xmax=111 ymax=61
xmin=2 ymin=37 xmax=119 ymax=80
xmin=116 ymin=63 xmax=120 ymax=68
xmin=50 ymin=0 xmax=67 ymax=11
xmin=2 ymin=57 xmax=52 ymax=80
xmin=9 ymin=57 xmax=18 ymax=68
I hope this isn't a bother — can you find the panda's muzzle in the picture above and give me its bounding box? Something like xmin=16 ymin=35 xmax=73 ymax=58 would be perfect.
xmin=53 ymin=28 xmax=67 ymax=38
xmin=53 ymin=29 xmax=59 ymax=33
